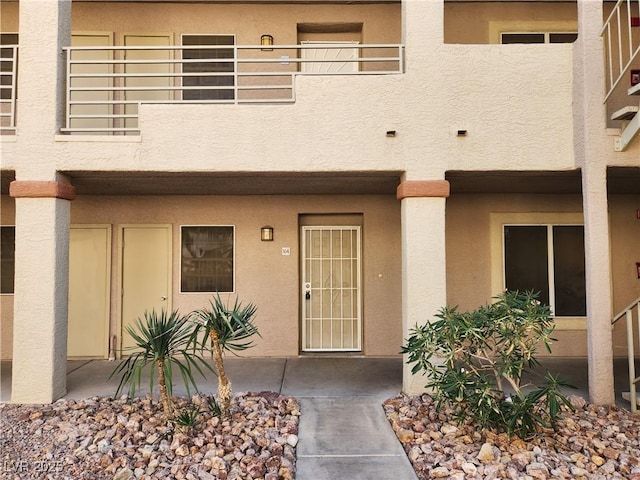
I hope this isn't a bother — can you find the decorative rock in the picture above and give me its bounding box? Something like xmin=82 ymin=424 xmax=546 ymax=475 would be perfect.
xmin=477 ymin=442 xmax=496 ymax=463
xmin=429 ymin=466 xmax=450 ymax=477
xmin=461 ymin=462 xmax=477 ymax=475
xmin=113 ymin=468 xmax=134 ymax=480
xmin=397 ymin=428 xmax=415 ymax=443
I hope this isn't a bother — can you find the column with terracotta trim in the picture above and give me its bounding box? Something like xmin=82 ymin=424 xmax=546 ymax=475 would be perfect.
xmin=397 ymin=180 xmax=450 ymax=395
xmin=9 ymin=180 xmax=75 ymax=403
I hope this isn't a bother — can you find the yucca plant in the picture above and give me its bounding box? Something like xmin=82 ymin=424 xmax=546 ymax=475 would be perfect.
xmin=190 ymin=294 xmax=260 ymax=418
xmin=110 ymin=308 xmax=211 ymax=416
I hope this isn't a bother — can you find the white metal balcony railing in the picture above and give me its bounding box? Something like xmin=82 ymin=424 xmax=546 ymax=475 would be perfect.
xmin=62 ymin=43 xmax=404 ymax=135
xmin=612 ymin=296 xmax=640 ymax=413
xmin=601 ymin=0 xmax=640 ymax=101
xmin=0 ymin=44 xmax=18 ymax=134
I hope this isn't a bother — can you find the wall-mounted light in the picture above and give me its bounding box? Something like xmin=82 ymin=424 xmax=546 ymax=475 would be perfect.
xmin=261 ymin=225 xmax=274 ymax=241
xmin=261 ymin=34 xmax=274 ymax=51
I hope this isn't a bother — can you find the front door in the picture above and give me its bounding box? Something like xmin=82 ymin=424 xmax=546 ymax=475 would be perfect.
xmin=301 ymin=226 xmax=362 ymax=352
xmin=68 ymin=225 xmax=111 ymax=358
xmin=120 ymin=225 xmax=171 ymax=352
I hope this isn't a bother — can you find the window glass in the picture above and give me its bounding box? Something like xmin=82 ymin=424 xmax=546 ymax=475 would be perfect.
xmin=181 ymin=226 xmax=234 ymax=293
xmin=1 ymin=226 xmax=15 ymax=294
xmin=504 ymin=224 xmax=586 ymax=317
xmin=501 ymin=32 xmax=577 ymax=44
xmin=549 ymin=33 xmax=578 ymax=43
xmin=504 ymin=226 xmax=549 ymax=306
xmin=1 ymin=33 xmax=18 ymax=101
xmin=553 ymin=226 xmax=586 ymax=316
xmin=182 ymin=35 xmax=235 ymax=101
xmin=501 ymin=33 xmax=546 ymax=44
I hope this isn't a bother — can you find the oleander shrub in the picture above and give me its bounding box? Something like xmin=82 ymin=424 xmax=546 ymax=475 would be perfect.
xmin=402 ymin=290 xmax=574 ymax=439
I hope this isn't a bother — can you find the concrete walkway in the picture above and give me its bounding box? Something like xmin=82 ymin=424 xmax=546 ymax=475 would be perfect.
xmin=1 ymin=357 xmax=418 ymax=480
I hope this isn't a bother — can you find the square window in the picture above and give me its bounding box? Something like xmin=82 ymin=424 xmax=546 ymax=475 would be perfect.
xmin=181 ymin=226 xmax=234 ymax=293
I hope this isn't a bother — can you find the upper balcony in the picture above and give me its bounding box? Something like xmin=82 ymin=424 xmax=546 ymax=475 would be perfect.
xmin=62 ymin=42 xmax=403 ymax=136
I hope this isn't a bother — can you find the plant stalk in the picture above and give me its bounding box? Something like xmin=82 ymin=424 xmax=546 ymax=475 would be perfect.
xmin=210 ymin=329 xmax=232 ymax=418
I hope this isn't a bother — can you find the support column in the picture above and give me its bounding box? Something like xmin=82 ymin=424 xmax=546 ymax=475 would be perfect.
xmin=574 ymin=1 xmax=615 ymax=404
xmin=10 ymin=181 xmax=75 ymax=403
xmin=398 ymin=180 xmax=449 ymax=395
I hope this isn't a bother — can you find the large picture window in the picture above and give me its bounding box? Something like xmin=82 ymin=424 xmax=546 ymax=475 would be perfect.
xmin=503 ymin=224 xmax=586 ymax=317
xmin=181 ymin=226 xmax=234 ymax=293
xmin=1 ymin=226 xmax=15 ymax=294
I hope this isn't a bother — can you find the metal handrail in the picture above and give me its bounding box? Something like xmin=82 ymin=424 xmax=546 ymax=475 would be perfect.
xmin=62 ymin=43 xmax=404 ymax=135
xmin=612 ymin=296 xmax=640 ymax=413
xmin=600 ymin=0 xmax=640 ymax=101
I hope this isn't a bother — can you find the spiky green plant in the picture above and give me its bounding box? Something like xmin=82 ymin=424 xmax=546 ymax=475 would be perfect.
xmin=173 ymin=404 xmax=202 ymax=434
xmin=190 ymin=294 xmax=260 ymax=418
xmin=110 ymin=308 xmax=211 ymax=416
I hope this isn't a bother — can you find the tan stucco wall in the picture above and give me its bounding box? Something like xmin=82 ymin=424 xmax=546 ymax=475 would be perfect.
xmin=444 ymin=2 xmax=578 ymax=44
xmin=67 ymin=194 xmax=402 ymax=358
xmin=445 ymin=193 xmax=640 ymax=358
xmin=70 ymin=2 xmax=401 ymax=45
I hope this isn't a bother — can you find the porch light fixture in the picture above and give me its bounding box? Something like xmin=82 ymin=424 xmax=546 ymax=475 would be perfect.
xmin=261 ymin=34 xmax=274 ymax=51
xmin=261 ymin=225 xmax=274 ymax=241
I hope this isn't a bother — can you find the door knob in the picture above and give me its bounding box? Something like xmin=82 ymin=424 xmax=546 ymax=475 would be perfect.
xmin=161 ymin=296 xmax=167 ymax=301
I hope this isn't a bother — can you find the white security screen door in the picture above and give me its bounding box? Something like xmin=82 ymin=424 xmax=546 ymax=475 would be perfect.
xmin=301 ymin=226 xmax=362 ymax=352
xmin=300 ymin=41 xmax=359 ymax=73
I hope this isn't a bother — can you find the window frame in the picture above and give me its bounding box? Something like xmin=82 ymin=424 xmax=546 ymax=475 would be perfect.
xmin=500 ymin=31 xmax=578 ymax=44
xmin=179 ymin=224 xmax=236 ymax=294
xmin=490 ymin=212 xmax=586 ymax=330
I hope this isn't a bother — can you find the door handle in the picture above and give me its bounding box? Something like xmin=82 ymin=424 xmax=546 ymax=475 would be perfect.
xmin=305 ymin=291 xmax=311 ymax=300
xmin=161 ymin=296 xmax=167 ymax=301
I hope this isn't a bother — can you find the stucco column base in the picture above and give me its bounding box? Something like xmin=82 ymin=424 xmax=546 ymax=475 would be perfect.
xmin=10 ymin=196 xmax=71 ymax=404
xmin=400 ymin=192 xmax=448 ymax=395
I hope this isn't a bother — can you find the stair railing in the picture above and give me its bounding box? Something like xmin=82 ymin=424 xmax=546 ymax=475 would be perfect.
xmin=612 ymin=296 xmax=640 ymax=413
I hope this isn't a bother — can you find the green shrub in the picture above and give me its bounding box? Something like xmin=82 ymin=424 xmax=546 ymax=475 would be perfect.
xmin=402 ymin=290 xmax=574 ymax=438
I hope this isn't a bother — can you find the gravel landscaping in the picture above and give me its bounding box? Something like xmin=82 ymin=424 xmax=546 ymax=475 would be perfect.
xmin=384 ymin=393 xmax=640 ymax=480
xmin=0 ymin=392 xmax=299 ymax=480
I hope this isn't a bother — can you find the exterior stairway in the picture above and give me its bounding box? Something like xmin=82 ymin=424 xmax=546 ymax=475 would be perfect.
xmin=612 ymin=82 xmax=640 ymax=151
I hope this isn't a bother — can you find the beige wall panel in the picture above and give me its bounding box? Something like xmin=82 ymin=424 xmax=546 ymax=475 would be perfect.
xmin=70 ymin=194 xmax=401 ymax=357
xmin=446 ymin=193 xmax=639 ymax=358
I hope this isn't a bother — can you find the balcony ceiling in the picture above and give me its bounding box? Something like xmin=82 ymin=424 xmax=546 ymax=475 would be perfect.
xmin=1 ymin=168 xmax=636 ymax=196
xmin=447 ymin=168 xmax=639 ymax=194
xmin=61 ymin=171 xmax=402 ymax=196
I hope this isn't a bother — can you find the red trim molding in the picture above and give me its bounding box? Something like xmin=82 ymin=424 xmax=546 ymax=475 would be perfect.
xmin=397 ymin=180 xmax=450 ymax=200
xmin=9 ymin=181 xmax=76 ymax=201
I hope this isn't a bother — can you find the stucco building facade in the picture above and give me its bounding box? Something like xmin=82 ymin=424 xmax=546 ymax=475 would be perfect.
xmin=0 ymin=0 xmax=638 ymax=405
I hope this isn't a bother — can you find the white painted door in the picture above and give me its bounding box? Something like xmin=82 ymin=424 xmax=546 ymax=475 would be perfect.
xmin=300 ymin=41 xmax=359 ymax=73
xmin=68 ymin=226 xmax=111 ymax=358
xmin=120 ymin=226 xmax=171 ymax=352
xmin=301 ymin=226 xmax=362 ymax=352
